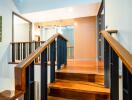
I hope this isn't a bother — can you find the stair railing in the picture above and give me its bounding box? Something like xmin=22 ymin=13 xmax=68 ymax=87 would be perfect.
xmin=0 ymin=33 xmax=67 ymax=100
xmin=67 ymin=46 xmax=74 ymax=59
xmin=11 ymin=41 xmax=45 ymax=63
xmin=100 ymin=30 xmax=132 ymax=100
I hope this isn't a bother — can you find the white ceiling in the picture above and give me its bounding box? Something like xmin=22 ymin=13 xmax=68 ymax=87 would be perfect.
xmin=23 ymin=3 xmax=101 ymax=23
xmin=13 ymin=0 xmax=101 ymax=13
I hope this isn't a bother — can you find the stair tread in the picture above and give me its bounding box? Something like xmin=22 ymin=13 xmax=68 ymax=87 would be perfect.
xmin=48 ymin=96 xmax=73 ymax=100
xmin=56 ymin=69 xmax=104 ymax=75
xmin=49 ymin=80 xmax=110 ymax=95
xmin=55 ymin=79 xmax=104 ymax=87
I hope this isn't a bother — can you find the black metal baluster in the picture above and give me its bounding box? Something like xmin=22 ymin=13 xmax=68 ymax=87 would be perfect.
xmin=110 ymin=49 xmax=119 ymax=100
xmin=20 ymin=43 xmax=22 ymax=60
xmin=50 ymin=41 xmax=56 ymax=83
xmin=29 ymin=42 xmax=32 ymax=54
xmin=57 ymin=37 xmax=61 ymax=70
xmin=23 ymin=43 xmax=26 ymax=59
xmin=62 ymin=39 xmax=64 ymax=64
xmin=41 ymin=48 xmax=48 ymax=100
xmin=63 ymin=39 xmax=67 ymax=65
xmin=60 ymin=38 xmax=64 ymax=65
xmin=104 ymin=39 xmax=110 ymax=88
xmin=24 ymin=61 xmax=35 ymax=100
xmin=123 ymin=64 xmax=132 ymax=100
xmin=47 ymin=45 xmax=50 ymax=62
xmin=12 ymin=43 xmax=15 ymax=62
xmin=18 ymin=43 xmax=20 ymax=60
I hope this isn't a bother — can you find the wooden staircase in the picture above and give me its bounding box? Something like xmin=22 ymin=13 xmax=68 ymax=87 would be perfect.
xmin=48 ymin=61 xmax=110 ymax=100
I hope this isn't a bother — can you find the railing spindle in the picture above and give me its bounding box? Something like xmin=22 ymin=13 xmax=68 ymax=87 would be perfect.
xmin=57 ymin=36 xmax=61 ymax=69
xmin=63 ymin=39 xmax=67 ymax=65
xmin=2 ymin=34 xmax=67 ymax=100
xmin=110 ymin=49 xmax=119 ymax=100
xmin=23 ymin=43 xmax=26 ymax=59
xmin=12 ymin=43 xmax=15 ymax=62
xmin=24 ymin=61 xmax=35 ymax=100
xmin=18 ymin=43 xmax=20 ymax=60
xmin=123 ymin=64 xmax=132 ymax=100
xmin=104 ymin=39 xmax=110 ymax=88
xmin=29 ymin=42 xmax=32 ymax=54
xmin=50 ymin=41 xmax=56 ymax=83
xmin=41 ymin=48 xmax=48 ymax=100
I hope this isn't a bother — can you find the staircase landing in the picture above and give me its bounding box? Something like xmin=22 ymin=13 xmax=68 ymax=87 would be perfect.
xmin=57 ymin=60 xmax=104 ymax=74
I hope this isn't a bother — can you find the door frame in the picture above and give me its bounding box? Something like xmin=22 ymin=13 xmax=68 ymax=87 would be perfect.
xmin=12 ymin=12 xmax=32 ymax=42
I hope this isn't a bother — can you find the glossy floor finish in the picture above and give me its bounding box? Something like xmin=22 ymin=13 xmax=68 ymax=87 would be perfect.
xmin=49 ymin=60 xmax=110 ymax=100
xmin=49 ymin=80 xmax=110 ymax=94
xmin=58 ymin=60 xmax=104 ymax=74
xmin=48 ymin=96 xmax=73 ymax=100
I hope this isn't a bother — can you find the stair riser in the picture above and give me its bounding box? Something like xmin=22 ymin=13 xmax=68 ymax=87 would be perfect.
xmin=49 ymin=88 xmax=109 ymax=100
xmin=56 ymin=72 xmax=95 ymax=82
xmin=95 ymin=75 xmax=104 ymax=85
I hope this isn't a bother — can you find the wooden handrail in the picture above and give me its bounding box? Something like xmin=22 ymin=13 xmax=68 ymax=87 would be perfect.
xmin=15 ymin=33 xmax=67 ymax=90
xmin=106 ymin=29 xmax=118 ymax=33
xmin=16 ymin=33 xmax=67 ymax=69
xmin=0 ymin=33 xmax=67 ymax=100
xmin=100 ymin=30 xmax=132 ymax=74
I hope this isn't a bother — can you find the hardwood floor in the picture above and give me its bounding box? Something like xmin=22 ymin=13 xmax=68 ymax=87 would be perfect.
xmin=48 ymin=96 xmax=73 ymax=100
xmin=48 ymin=61 xmax=109 ymax=100
xmin=60 ymin=60 xmax=104 ymax=74
xmin=49 ymin=80 xmax=109 ymax=94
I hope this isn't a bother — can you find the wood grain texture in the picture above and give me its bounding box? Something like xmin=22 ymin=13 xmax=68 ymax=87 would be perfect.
xmin=0 ymin=33 xmax=67 ymax=100
xmin=15 ymin=33 xmax=67 ymax=93
xmin=101 ymin=30 xmax=132 ymax=73
xmin=49 ymin=80 xmax=110 ymax=100
xmin=49 ymin=80 xmax=110 ymax=94
xmin=0 ymin=90 xmax=24 ymax=100
xmin=48 ymin=96 xmax=73 ymax=100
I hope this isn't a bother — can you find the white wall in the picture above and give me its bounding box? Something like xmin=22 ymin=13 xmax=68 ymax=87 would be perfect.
xmin=0 ymin=0 xmax=19 ymax=78
xmin=105 ymin=1 xmax=132 ymax=100
xmin=14 ymin=23 xmax=29 ymax=42
xmin=105 ymin=0 xmax=132 ymax=53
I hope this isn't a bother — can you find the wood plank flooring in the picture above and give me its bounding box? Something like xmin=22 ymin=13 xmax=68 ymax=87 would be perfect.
xmin=48 ymin=61 xmax=110 ymax=100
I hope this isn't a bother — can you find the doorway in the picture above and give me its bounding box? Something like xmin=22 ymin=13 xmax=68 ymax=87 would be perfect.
xmin=40 ymin=25 xmax=74 ymax=59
